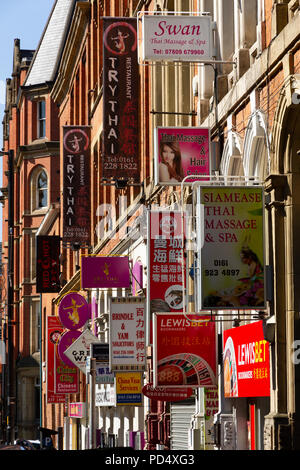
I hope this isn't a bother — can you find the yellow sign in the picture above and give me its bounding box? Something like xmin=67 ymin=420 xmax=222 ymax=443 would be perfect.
xmin=115 ymin=372 xmax=142 ymax=406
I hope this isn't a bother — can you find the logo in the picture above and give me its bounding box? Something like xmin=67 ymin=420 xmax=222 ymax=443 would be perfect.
xmin=63 ymin=128 xmax=89 ymax=154
xmin=160 ymin=215 xmax=177 ymax=234
xmin=104 ymin=21 xmax=137 ymax=55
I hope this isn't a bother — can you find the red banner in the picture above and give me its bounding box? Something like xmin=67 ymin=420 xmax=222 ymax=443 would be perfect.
xmin=148 ymin=211 xmax=186 ymax=317
xmin=36 ymin=236 xmax=60 ymax=293
xmin=153 ymin=313 xmax=217 ymax=388
xmin=223 ymin=321 xmax=270 ymax=398
xmin=46 ymin=316 xmax=65 ymax=404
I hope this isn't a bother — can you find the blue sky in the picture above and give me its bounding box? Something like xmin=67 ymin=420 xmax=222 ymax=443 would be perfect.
xmin=0 ymin=0 xmax=54 ymax=147
xmin=0 ymin=0 xmax=54 ymax=240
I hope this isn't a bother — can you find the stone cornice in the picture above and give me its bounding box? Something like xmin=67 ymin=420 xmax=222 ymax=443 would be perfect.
xmin=51 ymin=1 xmax=90 ymax=105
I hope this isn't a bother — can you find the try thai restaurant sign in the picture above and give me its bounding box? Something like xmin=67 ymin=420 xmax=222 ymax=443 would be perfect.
xmin=102 ymin=17 xmax=139 ymax=182
xmin=141 ymin=15 xmax=213 ymax=62
xmin=62 ymin=126 xmax=91 ymax=243
xmin=197 ymin=186 xmax=265 ymax=310
xmin=153 ymin=313 xmax=217 ymax=388
xmin=154 ymin=127 xmax=210 ymax=185
xmin=223 ymin=321 xmax=270 ymax=398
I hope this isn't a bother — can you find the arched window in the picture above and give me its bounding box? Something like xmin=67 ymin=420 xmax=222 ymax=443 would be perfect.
xmin=31 ymin=167 xmax=48 ymax=212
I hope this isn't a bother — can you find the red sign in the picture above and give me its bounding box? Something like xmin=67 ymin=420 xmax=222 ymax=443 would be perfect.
xmin=36 ymin=236 xmax=60 ymax=293
xmin=148 ymin=211 xmax=186 ymax=316
xmin=103 ymin=18 xmax=139 ymax=181
xmin=46 ymin=316 xmax=65 ymax=404
xmin=153 ymin=313 xmax=217 ymax=388
xmin=223 ymin=321 xmax=270 ymax=398
xmin=142 ymin=383 xmax=193 ymax=402
xmin=63 ymin=126 xmax=91 ymax=243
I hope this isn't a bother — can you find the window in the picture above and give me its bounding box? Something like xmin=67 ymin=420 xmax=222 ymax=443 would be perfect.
xmin=37 ymin=170 xmax=48 ymax=208
xmin=37 ymin=100 xmax=46 ymax=138
xmin=31 ymin=167 xmax=48 ymax=212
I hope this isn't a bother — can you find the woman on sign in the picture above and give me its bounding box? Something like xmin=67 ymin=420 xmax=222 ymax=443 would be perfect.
xmin=158 ymin=140 xmax=184 ymax=184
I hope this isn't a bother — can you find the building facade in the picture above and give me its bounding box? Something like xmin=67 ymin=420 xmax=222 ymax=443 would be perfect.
xmin=1 ymin=0 xmax=300 ymax=451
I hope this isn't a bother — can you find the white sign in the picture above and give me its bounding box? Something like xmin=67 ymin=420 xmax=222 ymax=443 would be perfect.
xmin=109 ymin=297 xmax=146 ymax=371
xmin=95 ymin=384 xmax=116 ymax=407
xmin=64 ymin=329 xmax=101 ymax=373
xmin=141 ymin=15 xmax=213 ymax=62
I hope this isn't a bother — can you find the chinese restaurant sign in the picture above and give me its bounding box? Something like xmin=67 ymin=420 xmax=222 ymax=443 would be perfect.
xmin=36 ymin=236 xmax=60 ymax=293
xmin=223 ymin=321 xmax=270 ymax=398
xmin=109 ymin=298 xmax=146 ymax=371
xmin=154 ymin=127 xmax=210 ymax=185
xmin=198 ymin=186 xmax=265 ymax=310
xmin=148 ymin=211 xmax=186 ymax=317
xmin=81 ymin=256 xmax=130 ymax=289
xmin=63 ymin=126 xmax=91 ymax=243
xmin=46 ymin=316 xmax=65 ymax=404
xmin=55 ymin=330 xmax=79 ymax=394
xmin=153 ymin=313 xmax=217 ymax=388
xmin=141 ymin=15 xmax=213 ymax=62
xmin=115 ymin=372 xmax=142 ymax=406
xmin=103 ymin=17 xmax=139 ymax=181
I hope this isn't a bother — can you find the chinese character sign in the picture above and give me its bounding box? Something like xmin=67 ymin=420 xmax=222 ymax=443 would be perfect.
xmin=103 ymin=18 xmax=139 ymax=181
xmin=63 ymin=126 xmax=91 ymax=243
xmin=109 ymin=298 xmax=146 ymax=371
xmin=198 ymin=186 xmax=265 ymax=310
xmin=148 ymin=211 xmax=186 ymax=316
xmin=223 ymin=321 xmax=270 ymax=398
xmin=154 ymin=127 xmax=210 ymax=185
xmin=153 ymin=313 xmax=217 ymax=388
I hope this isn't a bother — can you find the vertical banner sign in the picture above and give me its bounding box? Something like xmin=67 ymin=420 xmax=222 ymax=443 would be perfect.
xmin=148 ymin=211 xmax=186 ymax=318
xmin=36 ymin=236 xmax=60 ymax=293
xmin=153 ymin=313 xmax=217 ymax=388
xmin=103 ymin=18 xmax=139 ymax=181
xmin=223 ymin=321 xmax=270 ymax=398
xmin=198 ymin=186 xmax=265 ymax=310
xmin=46 ymin=316 xmax=65 ymax=404
xmin=109 ymin=297 xmax=146 ymax=371
xmin=63 ymin=126 xmax=91 ymax=243
xmin=154 ymin=127 xmax=210 ymax=185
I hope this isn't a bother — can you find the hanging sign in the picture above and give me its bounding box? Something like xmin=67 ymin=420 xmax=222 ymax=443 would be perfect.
xmin=197 ymin=186 xmax=265 ymax=310
xmin=148 ymin=211 xmax=186 ymax=317
xmin=154 ymin=127 xmax=210 ymax=185
xmin=109 ymin=298 xmax=146 ymax=371
xmin=58 ymin=330 xmax=82 ymax=368
xmin=141 ymin=15 xmax=213 ymax=63
xmin=153 ymin=313 xmax=217 ymax=388
xmin=81 ymin=256 xmax=130 ymax=289
xmin=46 ymin=316 xmax=65 ymax=404
xmin=95 ymin=384 xmax=116 ymax=407
xmin=58 ymin=292 xmax=90 ymax=330
xmin=103 ymin=17 xmax=139 ymax=181
xmin=63 ymin=125 xmax=91 ymax=243
xmin=64 ymin=329 xmax=101 ymax=373
xmin=36 ymin=236 xmax=60 ymax=293
xmin=69 ymin=402 xmax=86 ymax=419
xmin=142 ymin=383 xmax=193 ymax=402
xmin=223 ymin=321 xmax=270 ymax=398
xmin=115 ymin=372 xmax=142 ymax=406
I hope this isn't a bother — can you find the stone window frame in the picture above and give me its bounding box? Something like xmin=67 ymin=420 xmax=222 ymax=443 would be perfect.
xmin=30 ymin=166 xmax=49 ymax=214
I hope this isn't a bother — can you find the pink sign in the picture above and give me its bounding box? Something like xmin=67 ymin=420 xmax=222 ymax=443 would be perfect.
xmin=58 ymin=292 xmax=90 ymax=330
xmin=58 ymin=330 xmax=82 ymax=368
xmin=81 ymin=256 xmax=130 ymax=289
xmin=155 ymin=127 xmax=210 ymax=185
xmin=69 ymin=402 xmax=86 ymax=418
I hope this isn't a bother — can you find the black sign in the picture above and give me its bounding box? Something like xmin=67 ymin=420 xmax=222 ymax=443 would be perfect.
xmin=90 ymin=343 xmax=109 ymax=363
xmin=36 ymin=236 xmax=60 ymax=293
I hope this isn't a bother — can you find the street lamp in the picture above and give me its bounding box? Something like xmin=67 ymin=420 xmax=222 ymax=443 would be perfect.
xmin=0 ymin=149 xmax=14 ymax=444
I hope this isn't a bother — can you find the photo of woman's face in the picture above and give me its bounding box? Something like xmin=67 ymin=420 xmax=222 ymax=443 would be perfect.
xmin=162 ymin=144 xmax=175 ymax=164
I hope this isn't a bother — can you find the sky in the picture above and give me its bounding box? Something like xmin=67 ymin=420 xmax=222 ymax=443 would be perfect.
xmin=0 ymin=0 xmax=55 ymax=241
